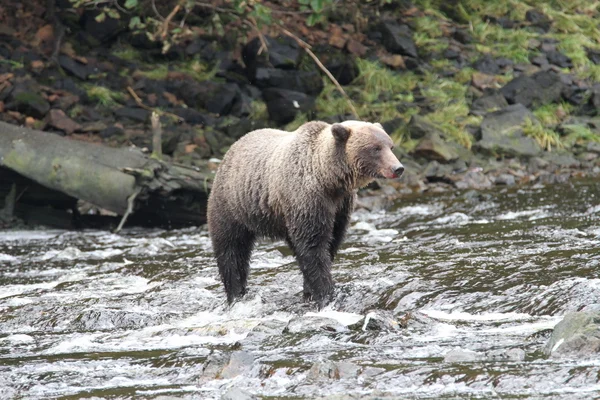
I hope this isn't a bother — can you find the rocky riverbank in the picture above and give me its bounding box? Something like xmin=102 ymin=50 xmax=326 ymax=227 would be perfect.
xmin=1 ymin=1 xmax=600 ymax=224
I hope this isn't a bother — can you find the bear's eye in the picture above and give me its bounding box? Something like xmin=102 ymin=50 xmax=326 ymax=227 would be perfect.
xmin=374 ymin=146 xmax=382 ymax=152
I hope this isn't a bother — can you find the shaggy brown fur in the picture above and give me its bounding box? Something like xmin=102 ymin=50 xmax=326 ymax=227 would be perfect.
xmin=207 ymin=120 xmax=404 ymax=308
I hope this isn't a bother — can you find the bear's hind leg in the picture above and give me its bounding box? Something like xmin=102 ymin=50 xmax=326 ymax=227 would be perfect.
xmin=212 ymin=222 xmax=255 ymax=304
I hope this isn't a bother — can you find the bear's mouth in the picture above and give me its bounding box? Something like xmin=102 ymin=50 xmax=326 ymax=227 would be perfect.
xmin=378 ymin=170 xmax=398 ymax=179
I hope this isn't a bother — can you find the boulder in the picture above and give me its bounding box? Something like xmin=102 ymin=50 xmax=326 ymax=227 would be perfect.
xmin=500 ymin=70 xmax=564 ymax=108
xmin=475 ymin=104 xmax=542 ymax=157
xmin=173 ymin=81 xmax=241 ymax=116
xmin=544 ymin=312 xmax=600 ymax=359
xmin=471 ymin=90 xmax=509 ymax=116
xmin=586 ymin=47 xmax=600 ymax=65
xmin=545 ymin=50 xmax=572 ymax=68
xmin=262 ymin=88 xmax=315 ymax=125
xmin=320 ymin=50 xmax=359 ymax=85
xmin=525 ymin=9 xmax=552 ymax=32
xmin=406 ymin=115 xmax=444 ymax=140
xmin=254 ymin=68 xmax=323 ymax=96
xmin=378 ymin=21 xmax=418 ymax=58
xmin=412 ymin=132 xmax=460 ymax=163
xmin=243 ymin=36 xmax=302 ymax=78
xmin=473 ymin=55 xmax=501 ymax=75
xmin=220 ymin=351 xmax=255 ymax=379
xmin=81 ymin=9 xmax=124 ymax=44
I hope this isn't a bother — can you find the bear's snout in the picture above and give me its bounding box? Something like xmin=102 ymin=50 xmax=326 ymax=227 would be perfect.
xmin=393 ymin=164 xmax=405 ymax=178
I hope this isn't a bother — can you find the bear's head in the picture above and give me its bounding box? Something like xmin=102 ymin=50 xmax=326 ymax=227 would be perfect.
xmin=331 ymin=121 xmax=404 ymax=187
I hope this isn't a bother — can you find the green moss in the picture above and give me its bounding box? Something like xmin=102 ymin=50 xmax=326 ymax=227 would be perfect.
xmin=86 ymin=85 xmax=124 ymax=107
xmin=137 ymin=59 xmax=218 ymax=82
xmin=532 ymin=102 xmax=573 ymax=126
xmin=249 ymin=100 xmax=268 ymax=121
xmin=113 ymin=46 xmax=142 ymax=62
xmin=284 ymin=113 xmax=308 ymax=131
xmin=138 ymin=65 xmax=170 ymax=80
xmin=561 ymin=124 xmax=600 ymax=147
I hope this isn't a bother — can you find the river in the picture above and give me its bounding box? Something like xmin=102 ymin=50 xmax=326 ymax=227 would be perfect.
xmin=1 ymin=178 xmax=599 ymax=399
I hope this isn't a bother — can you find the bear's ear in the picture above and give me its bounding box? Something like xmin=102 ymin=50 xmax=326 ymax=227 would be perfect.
xmin=374 ymin=122 xmax=384 ymax=130
xmin=331 ymin=124 xmax=350 ymax=142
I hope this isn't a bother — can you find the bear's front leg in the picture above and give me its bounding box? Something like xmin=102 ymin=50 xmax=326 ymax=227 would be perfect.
xmin=286 ymin=212 xmax=335 ymax=309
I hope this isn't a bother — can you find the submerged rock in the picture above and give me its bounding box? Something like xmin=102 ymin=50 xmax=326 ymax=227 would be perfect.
xmin=222 ymin=387 xmax=257 ymax=400
xmin=443 ymin=348 xmax=484 ymax=362
xmin=307 ymin=361 xmax=362 ymax=381
xmin=544 ymin=312 xmax=600 ymax=359
xmin=220 ymin=351 xmax=255 ymax=379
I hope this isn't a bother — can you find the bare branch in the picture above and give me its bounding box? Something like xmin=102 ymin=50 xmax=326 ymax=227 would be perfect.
xmin=277 ymin=26 xmax=359 ymax=119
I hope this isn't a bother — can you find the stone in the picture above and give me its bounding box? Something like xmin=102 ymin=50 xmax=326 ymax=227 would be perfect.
xmin=495 ymin=173 xmax=516 ymax=186
xmin=221 ymin=387 xmax=257 ymax=400
xmin=379 ymin=21 xmax=418 ymax=58
xmin=114 ymin=107 xmax=150 ymax=123
xmin=58 ymin=55 xmax=90 ymax=80
xmin=81 ymin=9 xmax=124 ymax=44
xmin=406 ymin=115 xmax=444 ymax=140
xmin=242 ymin=36 xmax=301 ymax=76
xmin=471 ymin=72 xmax=498 ymax=90
xmin=587 ymin=141 xmax=600 ymax=154
xmin=542 ymin=151 xmax=581 ymax=168
xmin=444 ymin=348 xmax=484 ymax=362
xmin=5 ymin=79 xmax=50 ymax=119
xmin=285 ymin=315 xmax=350 ymax=334
xmin=454 ymin=170 xmax=493 ymax=190
xmin=545 ymin=312 xmax=600 ymax=359
xmin=380 ymin=54 xmax=406 ymax=70
xmin=220 ymin=351 xmax=255 ymax=379
xmin=321 ymin=50 xmax=359 ymax=85
xmin=346 ymin=39 xmax=367 ymax=57
xmin=473 ymin=55 xmax=500 ymax=75
xmin=413 ymin=132 xmax=459 ymax=162
xmin=476 ymin=104 xmax=542 ymax=157
xmin=361 ymin=310 xmax=402 ymax=331
xmin=262 ymin=88 xmax=315 ymax=125
xmin=471 ymin=90 xmax=509 ymax=116
xmin=307 ymin=361 xmax=361 ymax=381
xmin=422 ymin=160 xmax=454 ymax=182
xmin=525 ymin=9 xmax=552 ymax=32
xmin=546 ymin=50 xmax=572 ymax=68
xmin=99 ymin=125 xmax=124 ymax=139
xmin=254 ymin=68 xmax=323 ymax=96
xmin=173 ymin=81 xmax=241 ymax=116
xmin=46 ymin=109 xmax=81 ymax=134
xmin=171 ymin=107 xmax=208 ymax=125
xmin=500 ymin=70 xmax=564 ymax=108
xmin=586 ymin=47 xmax=600 ymax=65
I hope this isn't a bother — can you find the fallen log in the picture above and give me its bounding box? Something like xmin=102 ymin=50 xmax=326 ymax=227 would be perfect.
xmin=0 ymin=120 xmax=212 ymax=230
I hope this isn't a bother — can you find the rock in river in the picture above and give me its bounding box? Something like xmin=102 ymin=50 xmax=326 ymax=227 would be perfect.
xmin=544 ymin=311 xmax=600 ymax=359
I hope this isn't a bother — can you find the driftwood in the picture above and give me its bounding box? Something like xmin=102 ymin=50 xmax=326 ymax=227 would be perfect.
xmin=0 ymin=121 xmax=212 ymax=229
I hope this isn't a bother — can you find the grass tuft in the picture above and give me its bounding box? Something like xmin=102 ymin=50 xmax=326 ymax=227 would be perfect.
xmin=523 ymin=118 xmax=562 ymax=151
xmin=86 ymin=85 xmax=124 ymax=107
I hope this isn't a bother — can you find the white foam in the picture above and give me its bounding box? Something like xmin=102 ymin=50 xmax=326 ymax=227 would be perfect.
xmin=305 ymin=310 xmax=363 ymax=326
xmin=422 ymin=310 xmax=533 ymax=322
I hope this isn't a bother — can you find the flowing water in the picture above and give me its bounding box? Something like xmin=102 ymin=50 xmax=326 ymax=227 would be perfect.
xmin=1 ymin=179 xmax=600 ymax=399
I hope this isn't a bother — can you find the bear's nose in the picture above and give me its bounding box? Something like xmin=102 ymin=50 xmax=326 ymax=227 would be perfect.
xmin=393 ymin=165 xmax=405 ymax=177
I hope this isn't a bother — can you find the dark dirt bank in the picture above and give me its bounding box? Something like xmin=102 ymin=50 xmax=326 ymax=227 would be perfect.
xmin=1 ymin=0 xmax=600 ymax=228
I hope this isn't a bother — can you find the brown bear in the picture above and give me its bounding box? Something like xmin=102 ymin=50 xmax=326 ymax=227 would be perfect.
xmin=207 ymin=120 xmax=404 ymax=308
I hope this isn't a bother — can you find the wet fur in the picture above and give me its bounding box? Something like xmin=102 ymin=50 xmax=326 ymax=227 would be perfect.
xmin=207 ymin=120 xmax=399 ymax=308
